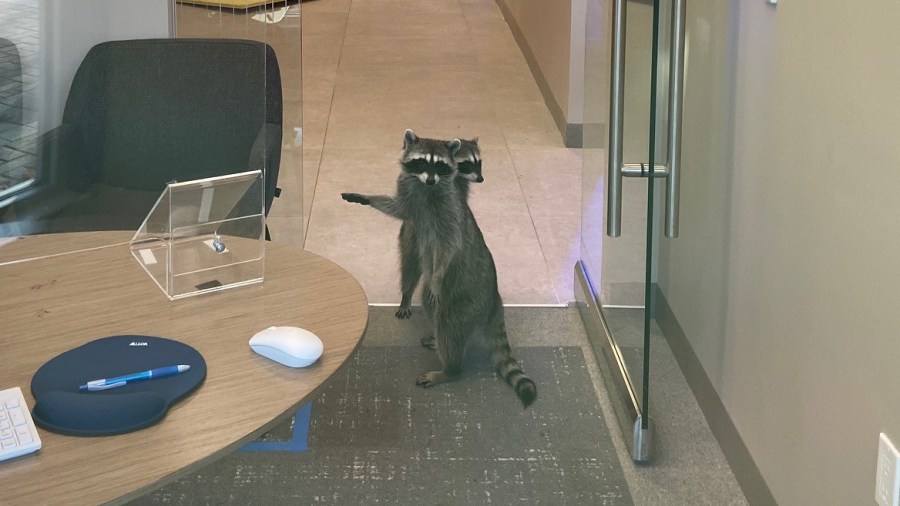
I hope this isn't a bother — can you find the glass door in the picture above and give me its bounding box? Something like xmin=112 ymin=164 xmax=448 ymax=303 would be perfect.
xmin=576 ymin=0 xmax=684 ymax=462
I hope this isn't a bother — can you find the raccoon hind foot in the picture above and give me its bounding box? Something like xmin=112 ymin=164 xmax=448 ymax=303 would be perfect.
xmin=415 ymin=370 xmax=457 ymax=388
xmin=420 ymin=335 xmax=436 ymax=350
xmin=395 ymin=307 xmax=413 ymax=319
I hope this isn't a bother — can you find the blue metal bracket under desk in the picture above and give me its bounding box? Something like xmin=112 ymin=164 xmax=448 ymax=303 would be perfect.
xmin=238 ymin=402 xmax=311 ymax=453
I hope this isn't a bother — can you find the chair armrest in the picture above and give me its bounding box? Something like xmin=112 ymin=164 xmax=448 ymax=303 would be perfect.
xmin=33 ymin=123 xmax=88 ymax=191
xmin=248 ymin=123 xmax=282 ymax=215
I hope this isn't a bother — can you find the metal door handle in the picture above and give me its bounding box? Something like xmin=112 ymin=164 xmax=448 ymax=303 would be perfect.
xmin=665 ymin=0 xmax=685 ymax=238
xmin=607 ymin=0 xmax=686 ymax=238
xmin=607 ymin=0 xmax=627 ymax=237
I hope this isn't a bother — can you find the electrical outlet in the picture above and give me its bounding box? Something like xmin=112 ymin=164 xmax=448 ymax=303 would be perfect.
xmin=876 ymin=433 xmax=900 ymax=506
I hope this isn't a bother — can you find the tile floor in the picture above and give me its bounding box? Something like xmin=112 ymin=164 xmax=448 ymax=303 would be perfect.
xmin=263 ymin=0 xmax=581 ymax=306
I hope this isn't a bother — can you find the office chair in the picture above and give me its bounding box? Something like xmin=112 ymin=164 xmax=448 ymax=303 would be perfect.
xmin=34 ymin=38 xmax=282 ymax=236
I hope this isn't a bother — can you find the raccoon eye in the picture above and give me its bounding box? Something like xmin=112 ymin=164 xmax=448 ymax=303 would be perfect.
xmin=433 ymin=161 xmax=454 ymax=177
xmin=404 ymin=159 xmax=429 ymax=174
xmin=458 ymin=161 xmax=481 ymax=174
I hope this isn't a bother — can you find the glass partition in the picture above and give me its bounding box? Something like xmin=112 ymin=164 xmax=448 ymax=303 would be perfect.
xmin=577 ymin=0 xmax=674 ymax=462
xmin=0 ymin=0 xmax=300 ymax=265
xmin=175 ymin=1 xmax=303 ymax=247
xmin=0 ymin=0 xmax=42 ymax=243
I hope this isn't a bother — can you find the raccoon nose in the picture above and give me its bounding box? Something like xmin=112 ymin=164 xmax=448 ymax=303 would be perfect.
xmin=476 ymin=175 xmax=484 ymax=183
xmin=425 ymin=175 xmax=436 ymax=185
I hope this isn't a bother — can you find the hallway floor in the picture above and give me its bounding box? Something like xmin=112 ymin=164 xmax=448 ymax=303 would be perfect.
xmin=268 ymin=0 xmax=580 ymax=305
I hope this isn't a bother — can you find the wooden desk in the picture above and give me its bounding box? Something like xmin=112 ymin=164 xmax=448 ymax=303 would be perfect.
xmin=0 ymin=232 xmax=368 ymax=505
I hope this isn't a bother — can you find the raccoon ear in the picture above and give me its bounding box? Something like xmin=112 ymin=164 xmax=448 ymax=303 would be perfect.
xmin=447 ymin=139 xmax=461 ymax=156
xmin=471 ymin=136 xmax=479 ymax=144
xmin=404 ymin=129 xmax=418 ymax=149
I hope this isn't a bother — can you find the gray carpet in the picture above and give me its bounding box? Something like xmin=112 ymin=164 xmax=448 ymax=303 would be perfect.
xmin=130 ymin=307 xmax=633 ymax=505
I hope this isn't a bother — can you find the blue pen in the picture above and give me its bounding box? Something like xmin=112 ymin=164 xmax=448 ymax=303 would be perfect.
xmin=79 ymin=365 xmax=191 ymax=392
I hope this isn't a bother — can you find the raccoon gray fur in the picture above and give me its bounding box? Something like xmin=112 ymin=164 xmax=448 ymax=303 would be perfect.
xmin=339 ymin=136 xmax=482 ymax=319
xmin=342 ymin=131 xmax=465 ymax=302
xmin=455 ymin=138 xmax=484 ymax=185
xmin=341 ymin=129 xmax=537 ymax=407
xmin=395 ymin=138 xmax=483 ymax=319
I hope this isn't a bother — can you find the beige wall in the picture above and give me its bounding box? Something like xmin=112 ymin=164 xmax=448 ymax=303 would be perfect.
xmin=499 ymin=0 xmax=571 ymax=116
xmin=497 ymin=0 xmax=585 ymax=128
xmin=658 ymin=0 xmax=900 ymax=504
xmin=568 ymin=0 xmax=585 ymax=124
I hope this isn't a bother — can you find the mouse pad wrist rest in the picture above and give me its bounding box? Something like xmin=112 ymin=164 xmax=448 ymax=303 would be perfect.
xmin=31 ymin=335 xmax=206 ymax=437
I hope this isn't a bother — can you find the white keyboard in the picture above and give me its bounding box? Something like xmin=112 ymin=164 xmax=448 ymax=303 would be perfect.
xmin=0 ymin=387 xmax=42 ymax=461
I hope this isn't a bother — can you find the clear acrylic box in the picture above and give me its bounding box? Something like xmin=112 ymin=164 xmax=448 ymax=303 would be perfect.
xmin=130 ymin=170 xmax=265 ymax=300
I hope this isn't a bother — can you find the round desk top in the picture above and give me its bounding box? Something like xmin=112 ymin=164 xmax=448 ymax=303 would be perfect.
xmin=0 ymin=232 xmax=369 ymax=505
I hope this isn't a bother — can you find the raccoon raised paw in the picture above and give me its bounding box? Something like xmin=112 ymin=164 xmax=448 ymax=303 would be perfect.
xmin=341 ymin=192 xmax=370 ymax=206
xmin=395 ymin=307 xmax=412 ymax=319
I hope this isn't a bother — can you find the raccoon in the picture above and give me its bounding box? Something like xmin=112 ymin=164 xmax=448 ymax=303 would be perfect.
xmin=342 ymin=131 xmax=464 ymax=303
xmin=455 ymin=138 xmax=484 ymax=186
xmin=342 ymin=129 xmax=537 ymax=407
xmin=395 ymin=138 xmax=483 ymax=319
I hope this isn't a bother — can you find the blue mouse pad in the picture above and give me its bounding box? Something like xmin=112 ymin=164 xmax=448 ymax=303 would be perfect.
xmin=31 ymin=335 xmax=206 ymax=437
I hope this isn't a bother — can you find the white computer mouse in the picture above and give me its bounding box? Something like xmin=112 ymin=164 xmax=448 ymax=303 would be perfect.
xmin=249 ymin=326 xmax=324 ymax=368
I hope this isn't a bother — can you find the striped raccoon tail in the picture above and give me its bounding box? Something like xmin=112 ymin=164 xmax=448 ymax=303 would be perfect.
xmin=509 ymin=368 xmax=537 ymax=408
xmin=489 ymin=320 xmax=537 ymax=408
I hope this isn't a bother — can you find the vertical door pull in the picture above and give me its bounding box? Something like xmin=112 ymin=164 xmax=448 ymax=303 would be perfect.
xmin=606 ymin=0 xmax=687 ymax=239
xmin=607 ymin=0 xmax=627 ymax=237
xmin=665 ymin=0 xmax=686 ymax=238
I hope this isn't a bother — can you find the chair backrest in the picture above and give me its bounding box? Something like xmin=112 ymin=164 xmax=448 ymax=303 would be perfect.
xmin=62 ymin=38 xmax=282 ymax=211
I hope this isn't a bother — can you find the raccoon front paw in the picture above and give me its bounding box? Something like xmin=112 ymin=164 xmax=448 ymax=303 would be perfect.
xmin=420 ymin=335 xmax=436 ymax=350
xmin=425 ymin=291 xmax=439 ymax=306
xmin=395 ymin=307 xmax=412 ymax=319
xmin=341 ymin=192 xmax=370 ymax=206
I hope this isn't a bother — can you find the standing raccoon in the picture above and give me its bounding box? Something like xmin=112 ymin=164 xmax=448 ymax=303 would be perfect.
xmin=395 ymin=138 xmax=483 ymax=319
xmin=341 ymin=129 xmax=537 ymax=407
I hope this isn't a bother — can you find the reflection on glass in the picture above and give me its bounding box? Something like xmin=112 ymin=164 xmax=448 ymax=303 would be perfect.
xmin=0 ymin=1 xmax=39 ymax=226
xmin=177 ymin=1 xmax=303 ymax=241
xmin=580 ymin=0 xmax=609 ymax=295
xmin=0 ymin=1 xmax=300 ymax=263
xmin=582 ymin=0 xmax=656 ymax=401
xmin=1 ymin=1 xmax=173 ymax=244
